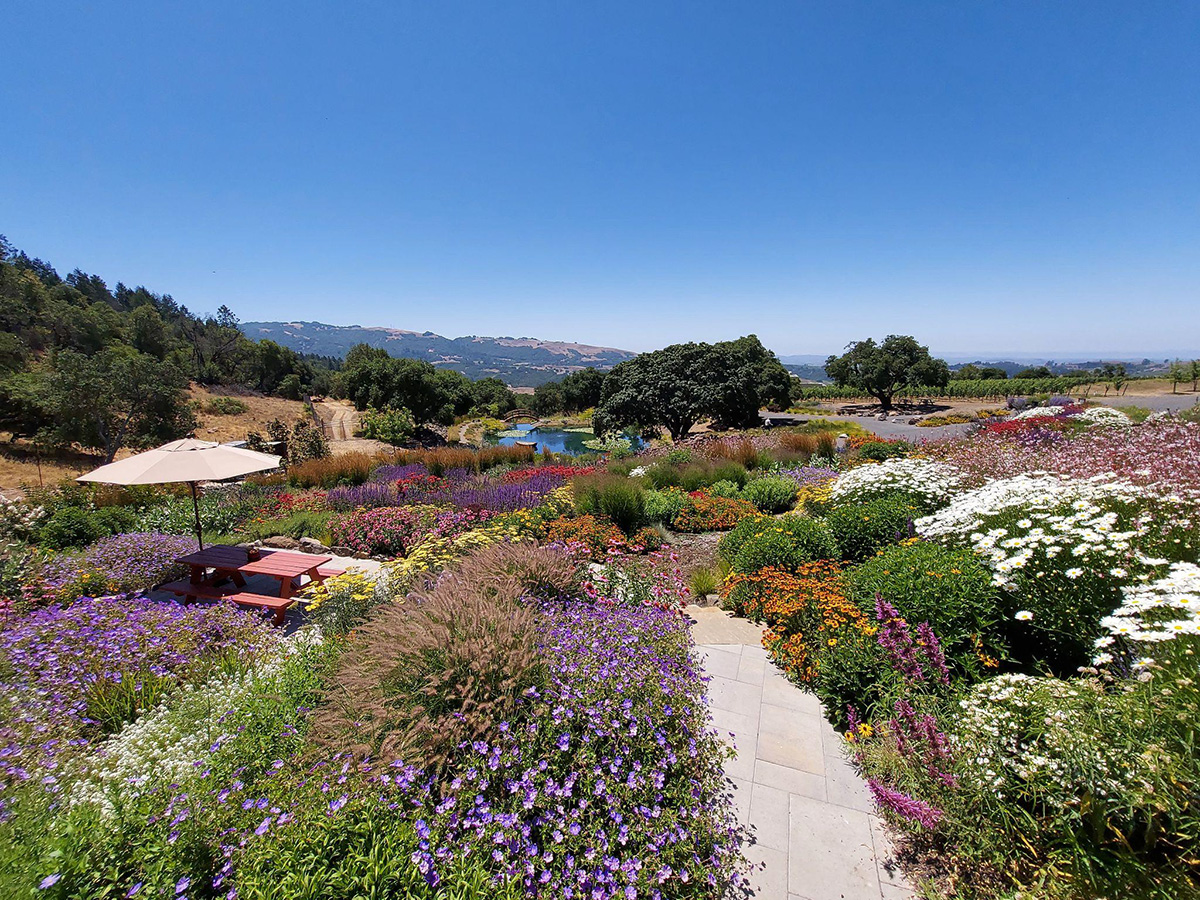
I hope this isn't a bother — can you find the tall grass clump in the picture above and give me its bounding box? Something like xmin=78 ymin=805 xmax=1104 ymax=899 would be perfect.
xmin=706 ymin=437 xmax=762 ymax=468
xmin=572 ymin=474 xmax=646 ymax=534
xmin=779 ymin=432 xmax=818 ymax=456
xmin=391 ymin=445 xmax=534 ymax=476
xmin=286 ymin=451 xmax=382 ymax=488
xmin=317 ymin=545 xmax=551 ymax=773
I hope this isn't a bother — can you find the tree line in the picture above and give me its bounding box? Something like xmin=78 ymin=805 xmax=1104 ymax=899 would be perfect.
xmin=0 ymin=237 xmax=531 ymax=461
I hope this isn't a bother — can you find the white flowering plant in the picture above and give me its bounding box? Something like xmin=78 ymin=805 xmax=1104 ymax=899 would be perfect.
xmin=915 ymin=473 xmax=1190 ymax=672
xmin=828 ymin=457 xmax=964 ymax=513
xmin=0 ymin=496 xmax=48 ymax=542
xmin=1075 ymin=406 xmax=1133 ymax=427
xmin=1092 ymin=562 xmax=1200 ymax=673
xmin=949 ymin=669 xmax=1199 ymax=880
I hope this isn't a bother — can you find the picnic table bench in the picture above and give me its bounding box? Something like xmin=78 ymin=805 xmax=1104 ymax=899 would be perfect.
xmin=230 ymin=592 xmax=297 ymax=626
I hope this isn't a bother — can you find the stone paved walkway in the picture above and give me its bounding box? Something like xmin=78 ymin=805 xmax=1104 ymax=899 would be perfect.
xmin=691 ymin=609 xmax=913 ymax=900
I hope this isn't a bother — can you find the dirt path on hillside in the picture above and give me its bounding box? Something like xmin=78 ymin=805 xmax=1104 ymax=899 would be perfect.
xmin=314 ymin=401 xmax=359 ymax=442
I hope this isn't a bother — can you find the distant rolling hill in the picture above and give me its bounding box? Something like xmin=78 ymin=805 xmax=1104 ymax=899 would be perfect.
xmin=240 ymin=321 xmax=635 ymax=387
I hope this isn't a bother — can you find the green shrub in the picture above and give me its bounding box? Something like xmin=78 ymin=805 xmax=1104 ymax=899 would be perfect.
xmin=572 ymin=474 xmax=646 ymax=534
xmin=203 ymin=396 xmax=250 ymax=415
xmin=742 ymin=476 xmax=797 ymax=513
xmin=644 ymin=488 xmax=686 ymax=524
xmin=706 ymin=479 xmax=743 ymax=499
xmin=664 ymin=448 xmax=693 ymax=465
xmin=717 ymin=514 xmax=770 ymax=565
xmin=726 ymin=516 xmax=837 ymax=574
xmin=242 ymin=510 xmax=332 ymax=542
xmin=710 ymin=461 xmax=749 ymax=487
xmin=812 ymin=621 xmax=889 ymax=728
xmin=855 ymin=440 xmax=910 ymax=462
xmin=39 ymin=507 xmax=104 ymax=549
xmin=846 ymin=541 xmax=1005 ymax=682
xmin=91 ymin=505 xmax=137 ymax=537
xmin=825 ymin=496 xmax=918 ymax=562
xmin=359 ymin=406 xmax=416 ymax=445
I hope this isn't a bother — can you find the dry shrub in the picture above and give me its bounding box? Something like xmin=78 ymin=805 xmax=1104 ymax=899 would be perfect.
xmin=779 ymin=432 xmax=818 ymax=455
xmin=286 ymin=451 xmax=383 ymax=488
xmin=705 ymin=437 xmax=759 ymax=467
xmin=814 ymin=431 xmax=837 ymax=456
xmin=316 ymin=542 xmax=579 ymax=772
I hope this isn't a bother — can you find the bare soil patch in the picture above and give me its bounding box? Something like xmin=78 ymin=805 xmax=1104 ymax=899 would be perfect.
xmin=190 ymin=385 xmax=309 ymax=443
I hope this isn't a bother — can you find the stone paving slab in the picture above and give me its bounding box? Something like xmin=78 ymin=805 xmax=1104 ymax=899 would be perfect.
xmin=696 ymin=642 xmax=913 ymax=900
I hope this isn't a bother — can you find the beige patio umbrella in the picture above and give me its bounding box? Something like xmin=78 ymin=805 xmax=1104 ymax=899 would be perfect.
xmin=78 ymin=439 xmax=282 ymax=549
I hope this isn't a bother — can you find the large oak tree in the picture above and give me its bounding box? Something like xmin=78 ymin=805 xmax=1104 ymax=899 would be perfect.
xmin=594 ymin=335 xmax=790 ymax=441
xmin=824 ymin=335 xmax=949 ymax=411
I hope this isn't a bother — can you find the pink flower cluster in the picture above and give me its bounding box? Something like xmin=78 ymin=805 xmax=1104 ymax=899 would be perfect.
xmin=929 ymin=421 xmax=1200 ymax=496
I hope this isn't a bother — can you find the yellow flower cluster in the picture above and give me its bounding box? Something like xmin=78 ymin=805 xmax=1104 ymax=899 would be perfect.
xmin=499 ymin=508 xmax=549 ymax=540
xmin=383 ymin=526 xmax=510 ymax=594
xmin=543 ymin=485 xmax=575 ymax=517
xmin=795 ymin=479 xmax=835 ymax=515
xmin=302 ymin=569 xmax=375 ymax=612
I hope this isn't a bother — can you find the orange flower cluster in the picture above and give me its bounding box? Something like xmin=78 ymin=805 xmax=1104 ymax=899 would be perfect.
xmin=546 ymin=514 xmax=626 ymax=559
xmin=723 ymin=562 xmax=872 ymax=683
xmin=763 ymin=630 xmax=818 ymax=683
xmin=848 ymin=434 xmax=906 ymax=449
xmin=671 ymin=491 xmax=759 ymax=533
xmin=544 ymin=516 xmax=665 ymax=561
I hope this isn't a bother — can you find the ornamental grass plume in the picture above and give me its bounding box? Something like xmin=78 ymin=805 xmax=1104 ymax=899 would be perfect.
xmin=316 ymin=544 xmax=575 ymax=772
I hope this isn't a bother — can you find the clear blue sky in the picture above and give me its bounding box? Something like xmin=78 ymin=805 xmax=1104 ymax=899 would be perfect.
xmin=2 ymin=1 xmax=1197 ymax=358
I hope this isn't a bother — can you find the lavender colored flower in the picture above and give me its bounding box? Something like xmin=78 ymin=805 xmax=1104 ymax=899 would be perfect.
xmin=37 ymin=533 xmax=199 ymax=601
xmin=0 ymin=595 xmax=278 ymax=787
xmin=369 ymin=463 xmax=429 ymax=483
xmin=867 ymin=780 xmax=943 ymax=830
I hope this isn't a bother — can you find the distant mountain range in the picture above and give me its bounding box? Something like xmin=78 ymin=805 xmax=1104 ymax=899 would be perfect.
xmin=240 ymin=321 xmax=636 ymax=387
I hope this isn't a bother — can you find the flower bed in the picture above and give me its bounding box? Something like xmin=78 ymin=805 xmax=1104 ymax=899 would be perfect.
xmin=282 ymin=596 xmax=745 ymax=898
xmin=328 ymin=505 xmax=493 ymax=556
xmin=717 ymin=420 xmax=1200 ymax=896
xmin=671 ymin=490 xmax=758 ymax=532
xmin=31 ymin=532 xmax=198 ymax=604
xmin=0 ymin=595 xmax=278 ymax=788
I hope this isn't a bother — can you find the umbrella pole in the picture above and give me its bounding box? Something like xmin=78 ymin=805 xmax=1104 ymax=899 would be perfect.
xmin=190 ymin=481 xmax=204 ymax=550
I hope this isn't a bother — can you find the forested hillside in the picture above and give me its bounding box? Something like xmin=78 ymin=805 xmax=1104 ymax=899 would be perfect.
xmin=241 ymin=320 xmax=634 ymax=386
xmin=0 ymin=235 xmax=336 ymax=461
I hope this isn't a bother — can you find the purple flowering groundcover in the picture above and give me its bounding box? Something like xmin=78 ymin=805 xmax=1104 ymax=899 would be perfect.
xmin=119 ymin=598 xmax=749 ymax=899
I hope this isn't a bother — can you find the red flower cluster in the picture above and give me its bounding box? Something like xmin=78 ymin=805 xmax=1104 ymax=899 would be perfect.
xmin=253 ymin=490 xmax=327 ymax=518
xmin=396 ymin=473 xmax=446 ymax=495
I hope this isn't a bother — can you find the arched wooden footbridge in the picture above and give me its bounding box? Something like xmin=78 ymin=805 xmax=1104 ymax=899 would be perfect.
xmin=504 ymin=408 xmax=539 ymax=423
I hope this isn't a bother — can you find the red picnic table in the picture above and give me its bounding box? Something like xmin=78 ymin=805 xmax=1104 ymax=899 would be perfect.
xmin=237 ymin=549 xmax=333 ymax=599
xmin=234 ymin=550 xmax=338 ymax=625
xmin=167 ymin=545 xmax=251 ymax=602
xmin=162 ymin=547 xmax=345 ymax=626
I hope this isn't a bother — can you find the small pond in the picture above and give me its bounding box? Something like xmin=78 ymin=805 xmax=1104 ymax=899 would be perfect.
xmin=484 ymin=425 xmax=642 ymax=456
